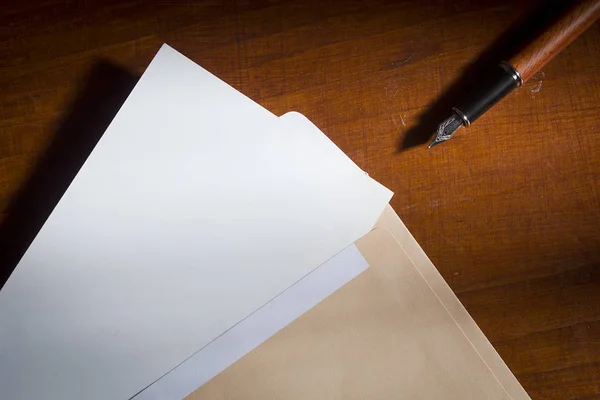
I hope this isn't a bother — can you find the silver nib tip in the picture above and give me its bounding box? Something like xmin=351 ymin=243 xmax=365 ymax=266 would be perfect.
xmin=428 ymin=113 xmax=463 ymax=148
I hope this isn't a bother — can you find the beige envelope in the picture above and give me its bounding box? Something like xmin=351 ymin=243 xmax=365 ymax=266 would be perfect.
xmin=186 ymin=205 xmax=530 ymax=400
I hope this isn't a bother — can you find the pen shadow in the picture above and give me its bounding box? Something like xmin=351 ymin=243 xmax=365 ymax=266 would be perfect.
xmin=0 ymin=61 xmax=138 ymax=290
xmin=398 ymin=0 xmax=573 ymax=150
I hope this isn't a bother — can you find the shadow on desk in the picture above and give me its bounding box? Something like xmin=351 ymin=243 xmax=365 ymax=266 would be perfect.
xmin=0 ymin=61 xmax=138 ymax=290
xmin=398 ymin=0 xmax=572 ymax=150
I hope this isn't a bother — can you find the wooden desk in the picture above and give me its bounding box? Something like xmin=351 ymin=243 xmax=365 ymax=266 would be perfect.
xmin=1 ymin=1 xmax=599 ymax=398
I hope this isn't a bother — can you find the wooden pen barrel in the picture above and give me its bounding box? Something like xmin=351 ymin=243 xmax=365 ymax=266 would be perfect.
xmin=509 ymin=0 xmax=600 ymax=83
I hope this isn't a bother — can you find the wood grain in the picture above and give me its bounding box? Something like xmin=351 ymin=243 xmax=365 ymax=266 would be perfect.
xmin=1 ymin=1 xmax=599 ymax=399
xmin=509 ymin=0 xmax=600 ymax=82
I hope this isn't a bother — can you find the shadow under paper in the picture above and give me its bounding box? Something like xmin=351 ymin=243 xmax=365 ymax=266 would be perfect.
xmin=0 ymin=61 xmax=138 ymax=290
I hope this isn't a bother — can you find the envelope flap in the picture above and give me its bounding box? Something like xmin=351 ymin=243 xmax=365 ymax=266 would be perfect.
xmin=188 ymin=228 xmax=513 ymax=400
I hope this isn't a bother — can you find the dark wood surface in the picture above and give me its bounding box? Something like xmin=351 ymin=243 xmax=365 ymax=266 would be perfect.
xmin=1 ymin=1 xmax=599 ymax=398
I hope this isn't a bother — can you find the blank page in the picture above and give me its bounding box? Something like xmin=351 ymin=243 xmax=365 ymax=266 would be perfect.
xmin=0 ymin=44 xmax=392 ymax=400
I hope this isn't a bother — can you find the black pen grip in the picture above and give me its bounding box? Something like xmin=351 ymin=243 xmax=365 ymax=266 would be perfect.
xmin=453 ymin=65 xmax=520 ymax=125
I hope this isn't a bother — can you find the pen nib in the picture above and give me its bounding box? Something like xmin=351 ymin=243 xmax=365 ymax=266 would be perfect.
xmin=428 ymin=113 xmax=463 ymax=148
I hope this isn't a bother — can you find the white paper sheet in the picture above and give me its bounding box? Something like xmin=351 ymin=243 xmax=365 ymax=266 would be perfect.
xmin=135 ymin=244 xmax=369 ymax=400
xmin=135 ymin=111 xmax=378 ymax=399
xmin=279 ymin=111 xmax=364 ymax=173
xmin=0 ymin=44 xmax=392 ymax=400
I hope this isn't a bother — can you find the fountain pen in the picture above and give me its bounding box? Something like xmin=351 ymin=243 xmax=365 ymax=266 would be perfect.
xmin=429 ymin=0 xmax=600 ymax=148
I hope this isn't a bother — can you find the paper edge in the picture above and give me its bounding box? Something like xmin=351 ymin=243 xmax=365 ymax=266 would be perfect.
xmin=133 ymin=244 xmax=368 ymax=400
